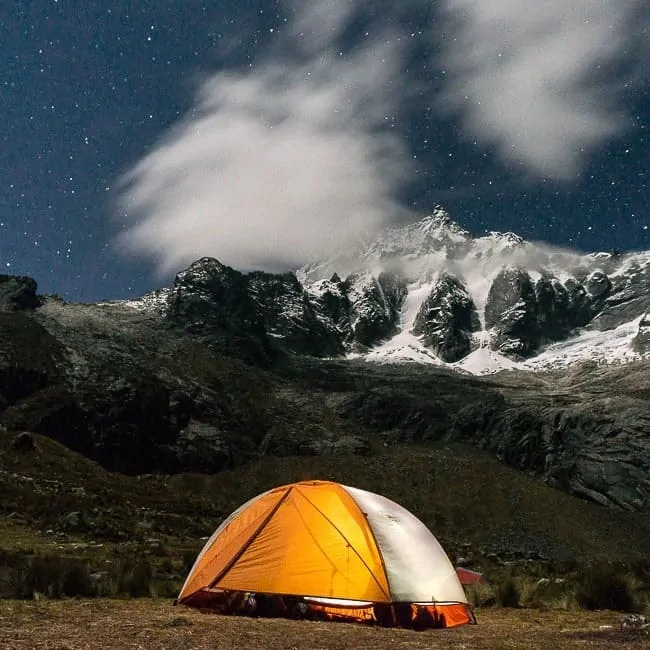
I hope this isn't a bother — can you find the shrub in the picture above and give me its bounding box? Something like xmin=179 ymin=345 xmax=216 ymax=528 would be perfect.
xmin=90 ymin=571 xmax=119 ymax=598
xmin=2 ymin=554 xmax=96 ymax=599
xmin=153 ymin=578 xmax=183 ymax=599
xmin=630 ymin=559 xmax=650 ymax=584
xmin=1 ymin=557 xmax=31 ymax=599
xmin=523 ymin=577 xmax=574 ymax=611
xmin=464 ymin=583 xmax=496 ymax=608
xmin=495 ymin=575 xmax=521 ymax=608
xmin=576 ymin=564 xmax=639 ymax=613
xmin=61 ymin=559 xmax=96 ymax=597
xmin=1 ymin=552 xmax=164 ymax=600
xmin=117 ymin=560 xmax=153 ymax=598
xmin=181 ymin=550 xmax=197 ymax=574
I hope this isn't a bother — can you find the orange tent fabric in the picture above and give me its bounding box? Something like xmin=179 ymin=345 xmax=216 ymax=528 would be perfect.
xmin=177 ymin=481 xmax=474 ymax=629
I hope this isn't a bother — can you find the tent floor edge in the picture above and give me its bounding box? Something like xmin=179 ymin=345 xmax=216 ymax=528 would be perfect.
xmin=178 ymin=589 xmax=474 ymax=629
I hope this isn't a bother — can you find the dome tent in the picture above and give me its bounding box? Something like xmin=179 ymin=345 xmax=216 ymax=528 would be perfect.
xmin=177 ymin=480 xmax=474 ymax=629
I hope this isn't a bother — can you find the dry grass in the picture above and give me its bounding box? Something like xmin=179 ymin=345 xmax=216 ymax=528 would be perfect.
xmin=0 ymin=599 xmax=648 ymax=650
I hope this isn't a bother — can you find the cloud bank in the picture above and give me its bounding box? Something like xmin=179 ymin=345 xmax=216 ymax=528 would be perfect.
xmin=437 ymin=0 xmax=646 ymax=178
xmin=116 ymin=3 xmax=411 ymax=276
xmin=116 ymin=0 xmax=647 ymax=276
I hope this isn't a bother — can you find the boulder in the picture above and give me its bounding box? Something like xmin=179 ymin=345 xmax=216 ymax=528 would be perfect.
xmin=10 ymin=431 xmax=36 ymax=452
xmin=64 ymin=511 xmax=85 ymax=531
xmin=332 ymin=435 xmax=371 ymax=456
xmin=173 ymin=421 xmax=231 ymax=473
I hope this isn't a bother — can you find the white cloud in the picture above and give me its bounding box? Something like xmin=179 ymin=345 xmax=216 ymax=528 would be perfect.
xmin=437 ymin=0 xmax=647 ymax=178
xmin=115 ymin=1 xmax=649 ymax=277
xmin=116 ymin=3 xmax=410 ymax=276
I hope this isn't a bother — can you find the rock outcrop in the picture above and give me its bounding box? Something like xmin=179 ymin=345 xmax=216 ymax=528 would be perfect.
xmin=412 ymin=274 xmax=480 ymax=362
xmin=0 ymin=275 xmax=40 ymax=311
xmin=632 ymin=314 xmax=650 ymax=354
xmin=485 ymin=268 xmax=539 ymax=357
xmin=167 ymin=257 xmax=343 ymax=361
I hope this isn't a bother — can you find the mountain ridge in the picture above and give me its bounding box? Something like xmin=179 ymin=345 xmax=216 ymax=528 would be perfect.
xmin=1 ymin=209 xmax=650 ymax=519
xmin=104 ymin=207 xmax=650 ymax=375
xmin=292 ymin=207 xmax=650 ymax=374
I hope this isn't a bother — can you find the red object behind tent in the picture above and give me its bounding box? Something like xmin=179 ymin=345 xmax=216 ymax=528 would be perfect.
xmin=455 ymin=567 xmax=488 ymax=585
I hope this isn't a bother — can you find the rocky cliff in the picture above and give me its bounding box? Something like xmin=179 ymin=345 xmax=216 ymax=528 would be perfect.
xmin=297 ymin=207 xmax=650 ymax=369
xmin=1 ymin=258 xmax=649 ymax=517
xmin=126 ymin=209 xmax=650 ymax=373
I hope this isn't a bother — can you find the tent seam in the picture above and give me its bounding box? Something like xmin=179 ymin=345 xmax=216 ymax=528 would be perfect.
xmin=206 ymin=486 xmax=294 ymax=590
xmin=357 ymin=510 xmax=393 ymax=602
xmin=294 ymin=485 xmax=391 ymax=602
xmin=339 ymin=485 xmax=394 ymax=602
xmin=178 ymin=488 xmax=274 ymax=600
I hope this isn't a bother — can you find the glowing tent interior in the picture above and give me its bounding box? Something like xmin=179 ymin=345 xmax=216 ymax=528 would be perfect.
xmin=177 ymin=480 xmax=474 ymax=629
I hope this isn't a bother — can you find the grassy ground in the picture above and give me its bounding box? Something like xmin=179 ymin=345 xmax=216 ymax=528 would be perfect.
xmin=0 ymin=599 xmax=648 ymax=650
xmin=3 ymin=430 xmax=650 ymax=566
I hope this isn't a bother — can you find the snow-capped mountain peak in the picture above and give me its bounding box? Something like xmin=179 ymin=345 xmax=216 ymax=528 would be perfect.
xmin=106 ymin=206 xmax=650 ymax=377
xmin=298 ymin=208 xmax=650 ymax=374
xmin=362 ymin=205 xmax=471 ymax=261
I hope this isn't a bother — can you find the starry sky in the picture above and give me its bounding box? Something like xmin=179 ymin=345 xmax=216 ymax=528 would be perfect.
xmin=2 ymin=1 xmax=649 ymax=302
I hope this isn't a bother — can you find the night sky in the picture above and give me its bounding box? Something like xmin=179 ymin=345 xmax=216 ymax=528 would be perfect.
xmin=2 ymin=1 xmax=649 ymax=302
